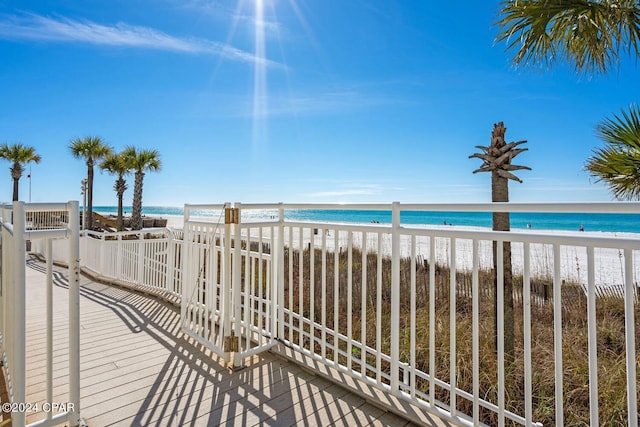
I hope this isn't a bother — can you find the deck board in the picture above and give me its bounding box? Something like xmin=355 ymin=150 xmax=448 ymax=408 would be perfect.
xmin=22 ymin=257 xmax=435 ymax=426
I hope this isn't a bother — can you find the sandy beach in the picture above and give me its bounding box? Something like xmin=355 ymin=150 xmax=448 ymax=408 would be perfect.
xmin=163 ymin=214 xmax=185 ymax=229
xmin=174 ymin=215 xmax=640 ymax=289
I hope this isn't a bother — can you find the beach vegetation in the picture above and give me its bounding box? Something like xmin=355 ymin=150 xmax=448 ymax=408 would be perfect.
xmin=0 ymin=143 xmax=41 ymax=202
xmin=283 ymin=245 xmax=639 ymax=425
xmin=470 ymin=122 xmax=530 ymax=362
xmin=100 ymin=151 xmax=132 ymax=231
xmin=69 ymin=136 xmax=113 ymax=230
xmin=123 ymin=146 xmax=161 ymax=230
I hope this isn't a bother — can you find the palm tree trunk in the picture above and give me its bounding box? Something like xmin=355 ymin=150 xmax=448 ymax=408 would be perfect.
xmin=116 ymin=192 xmax=124 ymax=232
xmin=87 ymin=163 xmax=94 ymax=230
xmin=115 ymin=176 xmax=126 ymax=231
xmin=131 ymin=171 xmax=144 ymax=230
xmin=12 ymin=177 xmax=19 ymax=201
xmin=11 ymin=162 xmax=22 ymax=202
xmin=492 ymin=172 xmax=515 ymax=363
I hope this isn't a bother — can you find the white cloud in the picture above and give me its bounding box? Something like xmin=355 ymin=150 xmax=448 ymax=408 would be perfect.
xmin=0 ymin=13 xmax=280 ymax=67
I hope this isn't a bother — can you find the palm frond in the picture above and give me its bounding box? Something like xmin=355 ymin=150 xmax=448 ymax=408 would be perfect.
xmin=101 ymin=152 xmax=132 ymax=176
xmin=123 ymin=146 xmax=162 ymax=172
xmin=586 ymin=118 xmax=640 ymax=200
xmin=596 ymin=104 xmax=640 ymax=149
xmin=496 ymin=0 xmax=640 ymax=74
xmin=470 ymin=122 xmax=530 ymax=182
xmin=496 ymin=168 xmax=524 ymax=183
xmin=0 ymin=143 xmax=41 ymax=164
xmin=69 ymin=136 xmax=112 ymax=161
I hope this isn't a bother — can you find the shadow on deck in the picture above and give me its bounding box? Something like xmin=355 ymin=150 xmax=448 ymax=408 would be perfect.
xmin=23 ymin=257 xmax=437 ymax=427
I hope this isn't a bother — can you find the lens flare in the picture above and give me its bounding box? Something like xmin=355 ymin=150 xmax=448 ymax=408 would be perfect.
xmin=252 ymin=0 xmax=267 ymax=153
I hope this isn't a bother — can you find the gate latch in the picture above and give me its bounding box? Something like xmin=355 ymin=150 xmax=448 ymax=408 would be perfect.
xmin=225 ymin=208 xmax=239 ymax=225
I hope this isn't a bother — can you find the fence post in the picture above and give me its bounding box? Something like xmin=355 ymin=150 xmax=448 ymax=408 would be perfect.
xmin=46 ymin=238 xmax=53 ymax=422
xmin=222 ymin=203 xmax=233 ymax=364
xmin=182 ymin=204 xmax=194 ymax=326
xmin=623 ymin=249 xmax=638 ymax=427
xmin=137 ymin=232 xmax=145 ymax=287
xmin=67 ymin=200 xmax=81 ymax=426
xmin=180 ymin=206 xmax=188 ymax=326
xmin=116 ymin=233 xmax=123 ymax=281
xmin=100 ymin=231 xmax=106 ymax=275
xmin=390 ymin=202 xmax=400 ymax=394
xmin=0 ymin=209 xmax=4 ymax=345
xmin=12 ymin=201 xmax=26 ymax=427
xmin=553 ymin=244 xmax=564 ymax=426
xmin=277 ymin=203 xmax=285 ymax=340
xmin=167 ymin=230 xmax=175 ymax=294
xmin=232 ymin=202 xmax=243 ymax=368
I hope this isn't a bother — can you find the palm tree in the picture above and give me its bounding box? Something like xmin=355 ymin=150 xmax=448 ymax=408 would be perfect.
xmin=470 ymin=122 xmax=530 ymax=361
xmin=100 ymin=152 xmax=132 ymax=231
xmin=586 ymin=105 xmax=640 ymax=198
xmin=0 ymin=143 xmax=42 ymax=201
xmin=123 ymin=146 xmax=161 ymax=230
xmin=69 ymin=137 xmax=112 ymax=230
xmin=496 ymin=1 xmax=640 ymax=197
xmin=495 ymin=0 xmax=640 ymax=75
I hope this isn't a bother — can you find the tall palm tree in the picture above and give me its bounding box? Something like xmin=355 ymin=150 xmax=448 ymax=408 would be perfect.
xmin=69 ymin=136 xmax=112 ymax=230
xmin=123 ymin=146 xmax=161 ymax=230
xmin=496 ymin=0 xmax=640 ymax=75
xmin=586 ymin=105 xmax=640 ymax=198
xmin=470 ymin=122 xmax=530 ymax=361
xmin=0 ymin=143 xmax=42 ymax=201
xmin=100 ymin=152 xmax=132 ymax=231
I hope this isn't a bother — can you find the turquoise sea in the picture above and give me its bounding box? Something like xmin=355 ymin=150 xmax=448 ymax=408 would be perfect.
xmin=93 ymin=206 xmax=640 ymax=234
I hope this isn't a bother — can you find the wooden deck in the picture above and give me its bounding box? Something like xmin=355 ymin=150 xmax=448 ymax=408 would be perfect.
xmin=22 ymin=257 xmax=444 ymax=427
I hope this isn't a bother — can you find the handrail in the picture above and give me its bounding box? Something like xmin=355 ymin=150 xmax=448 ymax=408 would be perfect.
xmin=238 ymin=201 xmax=640 ymax=213
xmin=33 ymin=201 xmax=639 ymax=427
xmin=0 ymin=201 xmax=81 ymax=427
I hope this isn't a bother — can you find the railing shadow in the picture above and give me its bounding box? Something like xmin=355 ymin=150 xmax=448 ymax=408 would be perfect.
xmin=24 ymin=257 xmax=380 ymax=426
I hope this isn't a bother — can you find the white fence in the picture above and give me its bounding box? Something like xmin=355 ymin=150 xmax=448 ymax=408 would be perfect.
xmin=79 ymin=229 xmax=182 ymax=299
xmin=180 ymin=204 xmax=279 ymax=368
xmin=35 ymin=202 xmax=639 ymax=427
xmin=0 ymin=202 xmax=80 ymax=427
xmin=244 ymin=202 xmax=639 ymax=427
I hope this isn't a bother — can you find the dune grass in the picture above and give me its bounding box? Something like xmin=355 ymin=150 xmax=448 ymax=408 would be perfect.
xmin=282 ymin=246 xmax=639 ymax=426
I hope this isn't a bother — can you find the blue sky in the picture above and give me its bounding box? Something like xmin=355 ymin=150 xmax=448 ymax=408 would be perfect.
xmin=1 ymin=1 xmax=639 ymax=207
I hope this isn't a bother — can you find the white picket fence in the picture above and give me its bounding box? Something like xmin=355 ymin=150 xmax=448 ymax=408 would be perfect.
xmin=33 ymin=202 xmax=640 ymax=427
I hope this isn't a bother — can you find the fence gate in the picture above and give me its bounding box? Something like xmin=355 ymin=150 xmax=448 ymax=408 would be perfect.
xmin=180 ymin=203 xmax=279 ymax=368
xmin=0 ymin=201 xmax=80 ymax=427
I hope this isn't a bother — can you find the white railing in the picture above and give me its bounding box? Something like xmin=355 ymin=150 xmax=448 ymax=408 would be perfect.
xmin=42 ymin=202 xmax=639 ymax=427
xmin=0 ymin=202 xmax=80 ymax=427
xmin=79 ymin=229 xmax=182 ymax=299
xmin=180 ymin=204 xmax=279 ymax=368
xmin=233 ymin=202 xmax=639 ymax=427
xmin=180 ymin=204 xmax=229 ymax=362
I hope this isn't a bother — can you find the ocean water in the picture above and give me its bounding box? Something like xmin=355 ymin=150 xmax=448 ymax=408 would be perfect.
xmin=93 ymin=206 xmax=640 ymax=233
